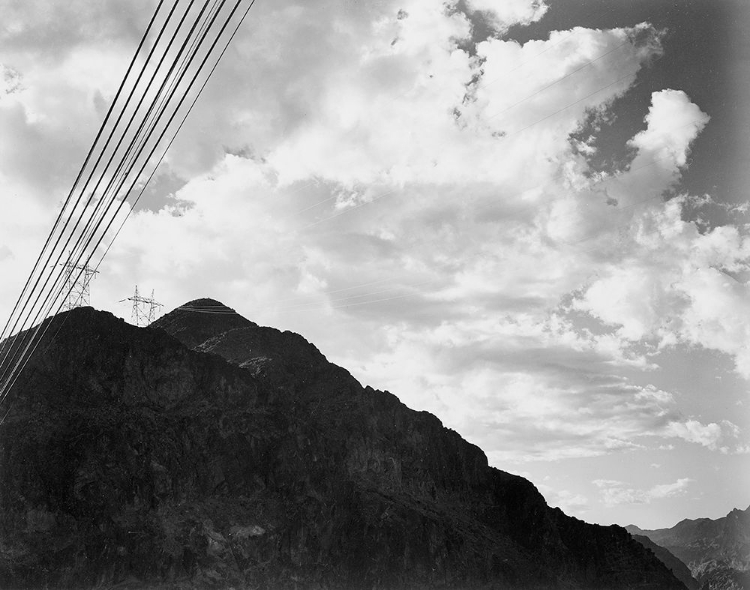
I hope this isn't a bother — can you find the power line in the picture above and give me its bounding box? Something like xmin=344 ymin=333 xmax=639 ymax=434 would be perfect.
xmin=58 ymin=0 xmax=225 ymax=292
xmin=0 ymin=9 xmax=687 ymax=407
xmin=0 ymin=0 xmax=201 ymax=391
xmin=0 ymin=0 xmax=170 ymax=356
xmin=0 ymin=0 xmax=187 ymax=346
xmin=174 ymin=307 xmax=239 ymax=314
xmin=0 ymin=0 xmax=257 ymax=409
xmin=98 ymin=0 xmax=257 ymax=262
xmin=65 ymin=0 xmax=249 ymax=319
xmin=1 ymin=0 xmax=253 ymax=395
xmin=0 ymin=0 xmax=213 ymax=389
xmin=66 ymin=0 xmax=214 ymax=271
xmin=6 ymin=0 xmax=226 ymax=340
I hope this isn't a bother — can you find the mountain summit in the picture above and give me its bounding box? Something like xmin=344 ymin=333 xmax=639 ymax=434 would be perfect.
xmin=0 ymin=302 xmax=686 ymax=589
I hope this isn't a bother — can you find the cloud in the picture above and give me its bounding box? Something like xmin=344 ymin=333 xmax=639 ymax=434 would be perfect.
xmin=537 ymin=485 xmax=590 ymax=515
xmin=628 ymin=90 xmax=710 ymax=172
xmin=85 ymin=12 xmax=732 ymax=464
xmin=1 ymin=0 xmax=745 ymax=475
xmin=573 ymin=194 xmax=750 ymax=376
xmin=665 ymin=419 xmax=747 ymax=454
xmin=568 ymin=92 xmax=750 ymax=378
xmin=350 ymin=311 xmax=717 ymax=462
xmin=0 ymin=0 xmax=158 ymax=203
xmin=265 ymin=18 xmax=662 ymax=189
xmin=593 ymin=477 xmax=692 ymax=506
xmin=464 ymin=0 xmax=549 ymax=32
xmin=0 ymin=173 xmax=57 ymax=318
xmin=665 ymin=420 xmax=723 ymax=450
xmin=1 ymin=64 xmax=22 ymax=95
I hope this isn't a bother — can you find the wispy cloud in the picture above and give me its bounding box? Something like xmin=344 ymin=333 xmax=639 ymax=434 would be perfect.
xmin=593 ymin=477 xmax=692 ymax=507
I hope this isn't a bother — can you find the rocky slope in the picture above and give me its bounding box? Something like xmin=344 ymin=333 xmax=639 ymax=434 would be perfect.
xmin=0 ymin=299 xmax=688 ymax=589
xmin=627 ymin=507 xmax=750 ymax=590
xmin=631 ymin=534 xmax=699 ymax=590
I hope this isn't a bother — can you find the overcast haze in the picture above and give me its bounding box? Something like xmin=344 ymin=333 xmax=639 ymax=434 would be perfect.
xmin=1 ymin=0 xmax=749 ymax=529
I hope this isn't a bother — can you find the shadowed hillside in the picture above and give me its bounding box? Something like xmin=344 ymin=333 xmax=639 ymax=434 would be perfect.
xmin=0 ymin=300 xmax=687 ymax=589
xmin=631 ymin=534 xmax=699 ymax=590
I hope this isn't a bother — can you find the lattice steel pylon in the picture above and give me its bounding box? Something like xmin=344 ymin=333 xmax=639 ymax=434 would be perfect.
xmin=61 ymin=261 xmax=98 ymax=311
xmin=122 ymin=286 xmax=163 ymax=327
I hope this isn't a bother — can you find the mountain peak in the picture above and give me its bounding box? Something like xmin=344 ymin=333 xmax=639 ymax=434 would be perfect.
xmin=156 ymin=299 xmax=332 ymax=389
xmin=152 ymin=297 xmax=256 ymax=349
xmin=180 ymin=297 xmax=234 ymax=309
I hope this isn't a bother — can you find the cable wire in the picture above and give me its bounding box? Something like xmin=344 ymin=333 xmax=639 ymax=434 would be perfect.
xmin=0 ymin=0 xmax=256 ymax=409
xmin=0 ymin=0 xmax=202 ymax=390
xmin=0 ymin=0 xmax=170 ymax=356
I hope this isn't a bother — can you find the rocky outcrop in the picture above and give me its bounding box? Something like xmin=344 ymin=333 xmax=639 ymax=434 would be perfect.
xmin=627 ymin=507 xmax=750 ymax=590
xmin=0 ymin=301 xmax=687 ymax=589
xmin=632 ymin=534 xmax=699 ymax=590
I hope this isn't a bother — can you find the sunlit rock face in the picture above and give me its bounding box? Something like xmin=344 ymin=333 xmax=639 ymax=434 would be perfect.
xmin=0 ymin=302 xmax=686 ymax=589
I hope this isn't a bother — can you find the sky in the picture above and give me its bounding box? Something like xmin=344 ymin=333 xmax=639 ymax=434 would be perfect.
xmin=1 ymin=0 xmax=749 ymax=530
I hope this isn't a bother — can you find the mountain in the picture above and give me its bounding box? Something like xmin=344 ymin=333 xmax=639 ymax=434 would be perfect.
xmin=0 ymin=300 xmax=687 ymax=589
xmin=626 ymin=506 xmax=750 ymax=590
xmin=631 ymin=534 xmax=699 ymax=590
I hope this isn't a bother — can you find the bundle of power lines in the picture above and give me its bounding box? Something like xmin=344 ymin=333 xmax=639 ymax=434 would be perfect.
xmin=0 ymin=0 xmax=256 ymax=416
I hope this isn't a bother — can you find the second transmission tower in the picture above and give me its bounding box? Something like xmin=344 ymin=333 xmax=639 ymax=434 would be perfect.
xmin=122 ymin=286 xmax=163 ymax=327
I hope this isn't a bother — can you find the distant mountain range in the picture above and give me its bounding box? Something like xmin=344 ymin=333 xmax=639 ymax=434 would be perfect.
xmin=0 ymin=300 xmax=689 ymax=588
xmin=627 ymin=506 xmax=750 ymax=590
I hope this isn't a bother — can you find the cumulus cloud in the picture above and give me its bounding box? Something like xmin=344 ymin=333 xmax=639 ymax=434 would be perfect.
xmin=593 ymin=477 xmax=692 ymax=506
xmin=665 ymin=420 xmax=723 ymax=450
xmin=464 ymin=0 xmax=549 ymax=32
xmin=665 ymin=419 xmax=747 ymax=453
xmin=568 ymin=90 xmax=750 ymax=379
xmin=1 ymin=0 xmax=745 ymax=475
xmin=573 ymin=193 xmax=750 ymax=376
xmin=628 ymin=90 xmax=710 ymax=172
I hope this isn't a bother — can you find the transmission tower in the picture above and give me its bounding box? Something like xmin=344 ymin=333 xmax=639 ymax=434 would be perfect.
xmin=60 ymin=261 xmax=98 ymax=311
xmin=122 ymin=286 xmax=163 ymax=327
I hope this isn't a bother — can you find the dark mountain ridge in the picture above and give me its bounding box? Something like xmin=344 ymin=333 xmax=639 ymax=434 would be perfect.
xmin=626 ymin=507 xmax=750 ymax=590
xmin=0 ymin=300 xmax=687 ymax=589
